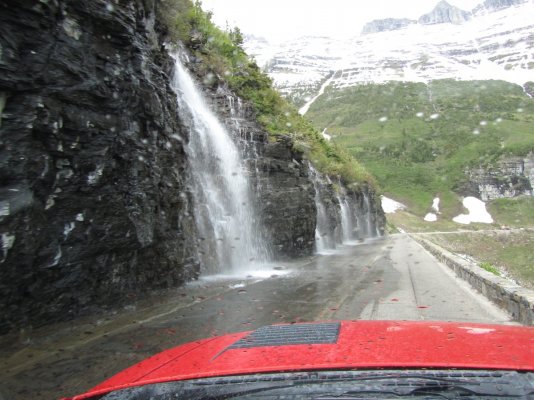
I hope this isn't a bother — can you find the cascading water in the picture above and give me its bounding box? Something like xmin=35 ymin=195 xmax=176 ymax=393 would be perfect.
xmin=309 ymin=165 xmax=337 ymax=253
xmin=336 ymin=183 xmax=354 ymax=243
xmin=171 ymin=54 xmax=270 ymax=274
xmin=361 ymin=192 xmax=379 ymax=238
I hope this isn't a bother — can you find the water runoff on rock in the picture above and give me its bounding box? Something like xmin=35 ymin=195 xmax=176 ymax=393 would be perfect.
xmin=310 ymin=164 xmax=379 ymax=254
xmin=309 ymin=165 xmax=336 ymax=254
xmin=171 ymin=54 xmax=270 ymax=275
xmin=335 ymin=181 xmax=354 ymax=243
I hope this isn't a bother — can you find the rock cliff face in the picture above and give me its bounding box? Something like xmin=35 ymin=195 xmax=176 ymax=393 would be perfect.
xmin=0 ymin=1 xmax=384 ymax=333
xmin=465 ymin=154 xmax=534 ymax=201
xmin=0 ymin=0 xmax=201 ymax=332
xmin=418 ymin=1 xmax=471 ymax=25
xmin=256 ymin=138 xmax=317 ymax=257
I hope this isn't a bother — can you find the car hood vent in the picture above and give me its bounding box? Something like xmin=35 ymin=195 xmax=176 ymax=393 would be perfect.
xmin=228 ymin=322 xmax=341 ymax=349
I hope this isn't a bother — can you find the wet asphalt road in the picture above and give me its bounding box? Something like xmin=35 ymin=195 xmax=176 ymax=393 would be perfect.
xmin=0 ymin=233 xmax=513 ymax=400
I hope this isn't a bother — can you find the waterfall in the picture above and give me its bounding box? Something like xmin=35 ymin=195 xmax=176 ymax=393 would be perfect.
xmin=309 ymin=165 xmax=337 ymax=253
xmin=171 ymin=54 xmax=270 ymax=275
xmin=336 ymin=183 xmax=354 ymax=243
xmin=361 ymin=192 xmax=379 ymax=238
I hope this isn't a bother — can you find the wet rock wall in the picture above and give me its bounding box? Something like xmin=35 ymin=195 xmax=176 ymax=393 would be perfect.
xmin=198 ymin=82 xmax=318 ymax=259
xmin=0 ymin=0 xmax=200 ymax=332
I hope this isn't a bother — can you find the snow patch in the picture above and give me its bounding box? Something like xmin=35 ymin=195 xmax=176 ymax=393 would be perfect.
xmin=321 ymin=128 xmax=331 ymax=141
xmin=381 ymin=196 xmax=406 ymax=214
xmin=423 ymin=197 xmax=440 ymax=222
xmin=298 ymin=71 xmax=337 ymax=115
xmin=453 ymin=196 xmax=493 ymax=224
xmin=424 ymin=213 xmax=437 ymax=222
xmin=431 ymin=197 xmax=440 ymax=213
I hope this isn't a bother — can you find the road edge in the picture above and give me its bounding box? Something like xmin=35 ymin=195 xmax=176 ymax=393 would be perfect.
xmin=412 ymin=236 xmax=534 ymax=325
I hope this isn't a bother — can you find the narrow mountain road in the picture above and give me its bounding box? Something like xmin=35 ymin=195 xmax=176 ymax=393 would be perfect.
xmin=0 ymin=234 xmax=513 ymax=400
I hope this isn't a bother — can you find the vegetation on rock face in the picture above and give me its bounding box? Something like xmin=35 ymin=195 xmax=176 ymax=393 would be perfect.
xmin=306 ymin=79 xmax=534 ymax=214
xmin=157 ymin=0 xmax=375 ymax=186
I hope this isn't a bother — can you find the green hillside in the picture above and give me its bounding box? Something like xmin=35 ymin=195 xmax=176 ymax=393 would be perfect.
xmin=306 ymin=80 xmax=534 ymax=216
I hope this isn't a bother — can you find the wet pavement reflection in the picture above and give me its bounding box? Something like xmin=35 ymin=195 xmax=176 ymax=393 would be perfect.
xmin=0 ymin=234 xmax=513 ymax=400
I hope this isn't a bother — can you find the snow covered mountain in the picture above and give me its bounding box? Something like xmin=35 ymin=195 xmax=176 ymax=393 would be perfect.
xmin=244 ymin=0 xmax=534 ymax=105
xmin=418 ymin=0 xmax=471 ymax=25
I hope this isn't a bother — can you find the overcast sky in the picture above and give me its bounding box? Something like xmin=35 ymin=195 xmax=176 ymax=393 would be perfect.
xmin=201 ymin=0 xmax=482 ymax=41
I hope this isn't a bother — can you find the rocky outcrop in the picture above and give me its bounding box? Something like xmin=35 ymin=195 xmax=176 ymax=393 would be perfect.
xmin=465 ymin=154 xmax=534 ymax=200
xmin=0 ymin=0 xmax=200 ymax=333
xmin=472 ymin=0 xmax=527 ymax=14
xmin=419 ymin=1 xmax=471 ymax=25
xmin=256 ymin=138 xmax=317 ymax=257
xmin=362 ymin=18 xmax=416 ymax=35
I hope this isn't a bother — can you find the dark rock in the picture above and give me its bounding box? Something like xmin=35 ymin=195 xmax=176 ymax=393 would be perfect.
xmin=0 ymin=0 xmax=199 ymax=333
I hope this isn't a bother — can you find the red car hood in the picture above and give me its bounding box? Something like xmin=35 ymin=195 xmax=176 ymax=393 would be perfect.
xmin=67 ymin=320 xmax=534 ymax=399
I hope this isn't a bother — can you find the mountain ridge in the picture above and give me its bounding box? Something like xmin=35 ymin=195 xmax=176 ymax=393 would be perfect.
xmin=245 ymin=0 xmax=534 ymax=107
xmin=362 ymin=0 xmax=529 ymax=35
xmin=418 ymin=0 xmax=471 ymax=25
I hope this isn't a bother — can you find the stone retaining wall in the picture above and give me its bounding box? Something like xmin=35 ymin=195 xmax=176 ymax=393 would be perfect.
xmin=414 ymin=237 xmax=534 ymax=325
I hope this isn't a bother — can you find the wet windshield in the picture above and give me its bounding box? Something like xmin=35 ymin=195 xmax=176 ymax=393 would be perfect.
xmin=0 ymin=0 xmax=532 ymax=399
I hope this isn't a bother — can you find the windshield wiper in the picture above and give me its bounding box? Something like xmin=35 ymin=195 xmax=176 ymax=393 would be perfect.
xmin=314 ymin=383 xmax=529 ymax=399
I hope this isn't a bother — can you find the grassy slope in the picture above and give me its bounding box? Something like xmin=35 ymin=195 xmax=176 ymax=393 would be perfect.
xmin=423 ymin=230 xmax=534 ymax=289
xmin=306 ymin=80 xmax=534 ymax=216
